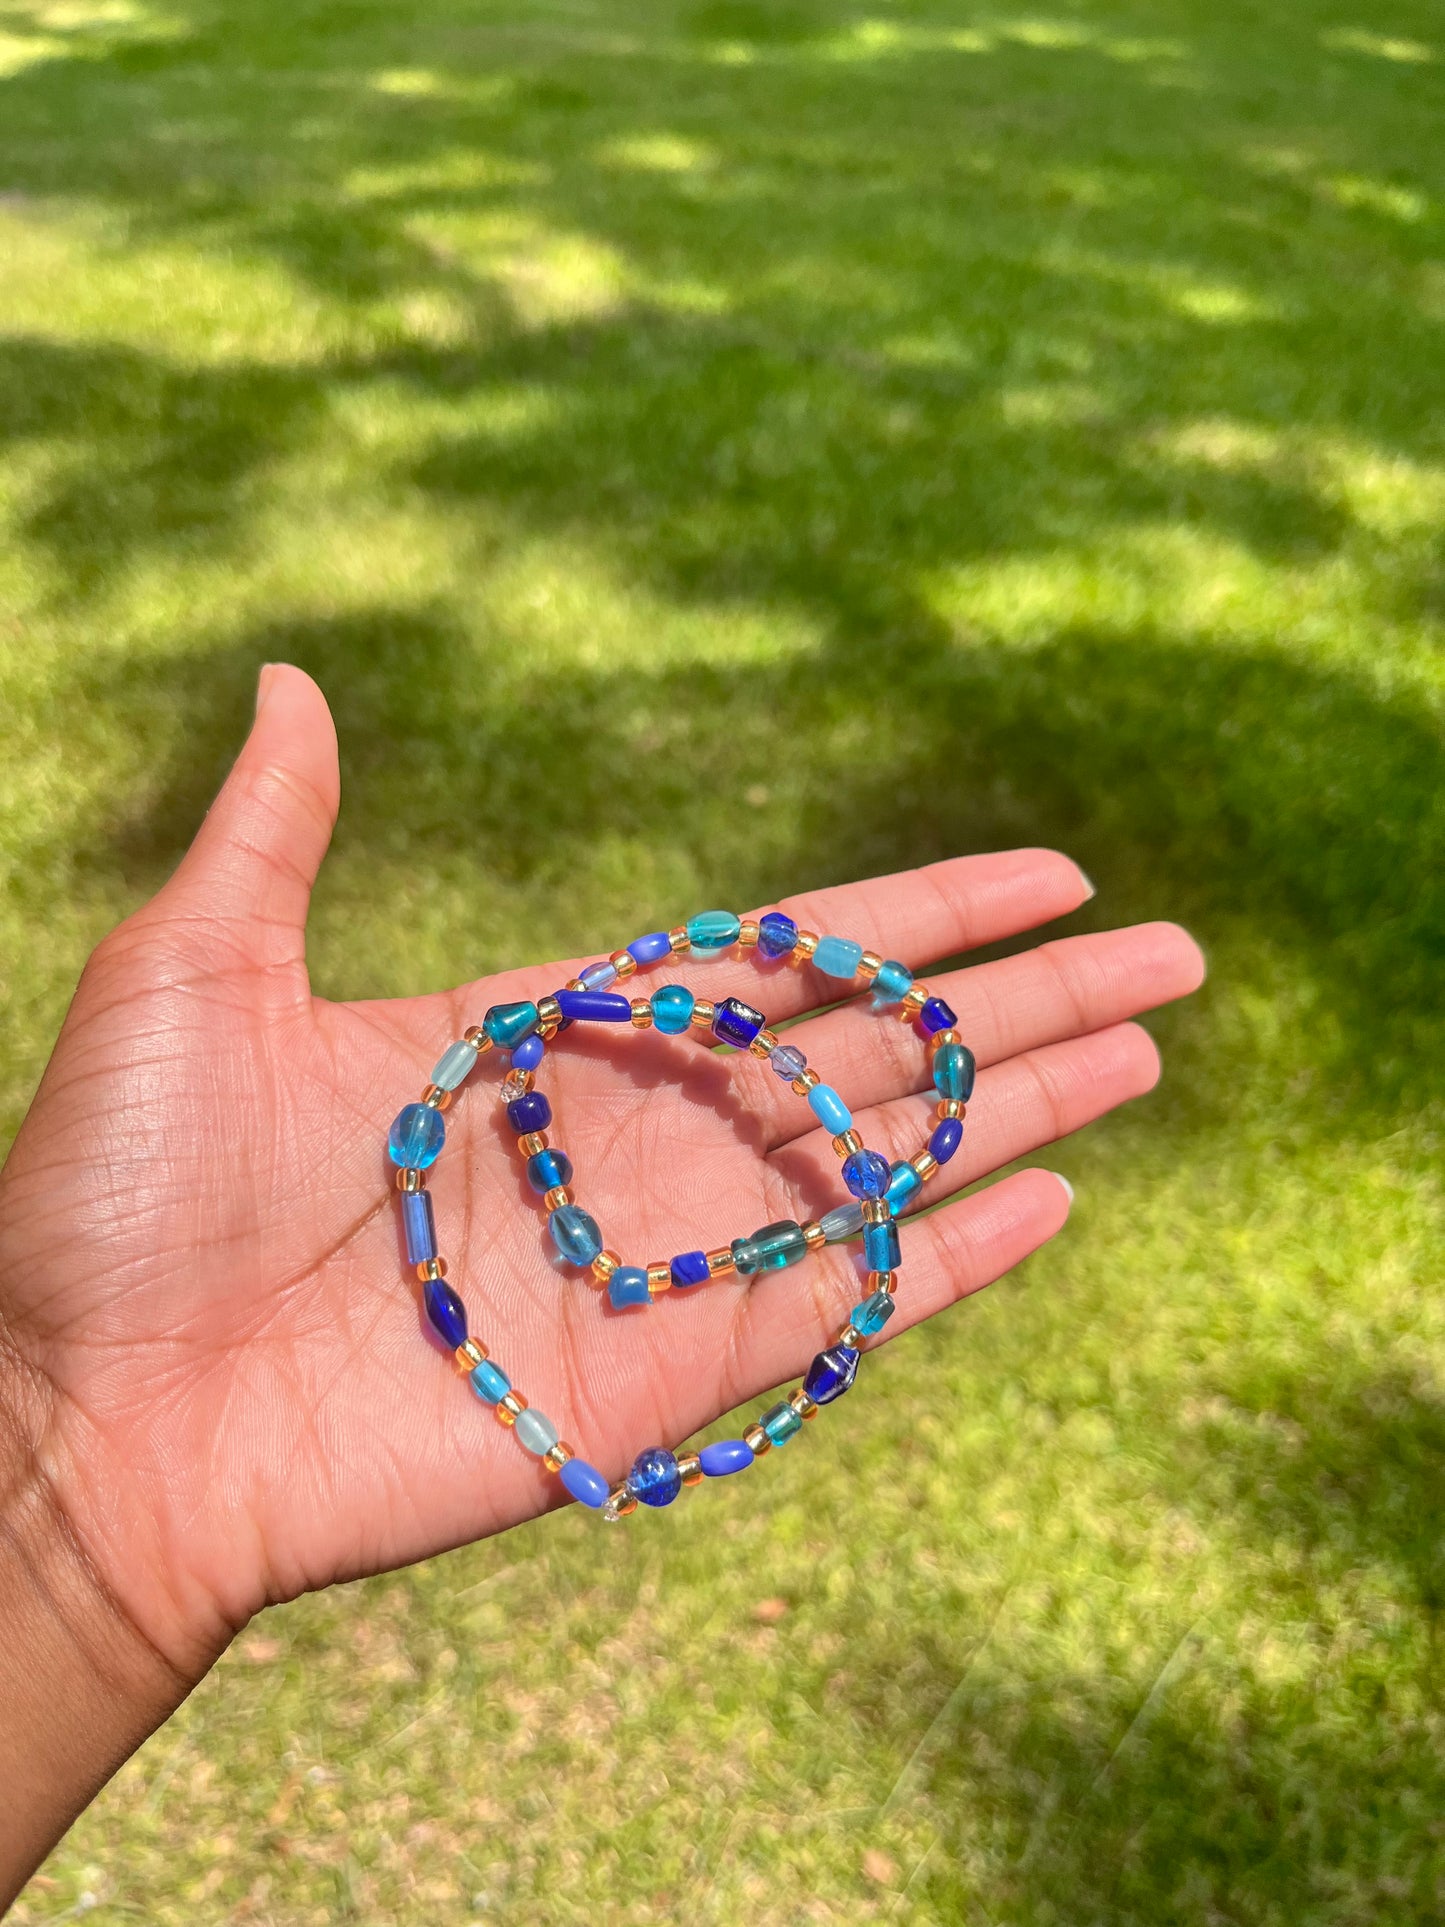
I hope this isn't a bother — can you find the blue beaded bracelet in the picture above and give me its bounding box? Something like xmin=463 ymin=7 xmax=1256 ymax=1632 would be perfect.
xmin=387 ymin=911 xmax=975 ymax=1522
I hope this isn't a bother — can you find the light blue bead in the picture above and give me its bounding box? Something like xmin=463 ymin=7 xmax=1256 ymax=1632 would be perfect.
xmin=388 ymin=1102 xmax=445 ymax=1169
xmin=886 ymin=1160 xmax=923 ymax=1210
xmin=851 ymin=1288 xmax=896 ymax=1337
xmin=515 ymin=1407 xmax=559 ymax=1456
xmin=769 ymin=1042 xmax=807 ymax=1082
xmin=431 ymin=1039 xmax=479 ymax=1091
xmin=761 ymin=1400 xmax=803 ymax=1446
xmin=580 ymin=960 xmax=618 ymax=990
xmin=819 ymin=1200 xmax=864 ymax=1243
xmin=608 ymin=1265 xmax=650 ymax=1309
xmin=561 ymin=1458 xmax=610 ymax=1507
xmin=870 ymin=958 xmax=914 ymax=1006
xmin=808 ymin=1084 xmax=853 ymax=1135
xmin=814 ymin=935 xmax=864 ymax=979
xmin=651 ymin=983 xmax=695 ymax=1035
xmin=686 ymin=909 xmax=741 ymax=952
xmin=470 ymin=1359 xmax=511 ymax=1404
xmin=549 ymin=1203 xmax=603 ymax=1266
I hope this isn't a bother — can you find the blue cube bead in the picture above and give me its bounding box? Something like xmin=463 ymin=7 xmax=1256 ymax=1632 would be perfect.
xmin=814 ymin=935 xmax=864 ymax=979
xmin=686 ymin=909 xmax=741 ymax=952
xmin=670 ymin=1249 xmax=711 ymax=1289
xmin=556 ymin=989 xmax=632 ymax=1023
xmin=651 ymin=984 xmax=695 ymax=1034
xmin=470 ymin=1358 xmax=511 ymax=1404
xmin=423 ymin=1278 xmax=468 ymax=1349
xmin=808 ymin=1084 xmax=853 ymax=1135
xmin=804 ymin=1344 xmax=859 ymax=1405
xmin=920 ymin=996 xmax=958 ymax=1035
xmin=627 ymin=930 xmax=673 ymax=965
xmin=930 ymin=1116 xmax=964 ymax=1164
xmin=933 ymin=1041 xmax=977 ymax=1102
xmin=769 ymin=1042 xmax=807 ymax=1082
xmin=431 ymin=1039 xmax=479 ymax=1090
xmin=549 ymin=1203 xmax=603 ymax=1266
xmin=699 ymin=1438 xmax=755 ymax=1477
xmin=561 ymin=1458 xmax=611 ymax=1507
xmin=819 ymin=1200 xmax=864 ymax=1243
xmin=580 ymin=959 xmax=618 ymax=990
xmin=388 ymin=1101 xmax=446 ymax=1170
xmin=401 ymin=1188 xmax=438 ymax=1266
xmin=712 ymin=996 xmax=766 ymax=1049
xmin=608 ymin=1265 xmax=651 ymax=1309
xmin=864 ymin=1218 xmax=901 ymax=1271
xmin=510 ymin=1033 xmax=545 ymax=1072
xmin=757 ymin=911 xmax=799 ymax=959
xmin=506 ymin=1090 xmax=552 ymax=1135
xmin=526 ymin=1148 xmax=574 ymax=1193
xmin=870 ymin=959 xmax=914 ymax=1006
xmin=761 ymin=1400 xmax=803 ymax=1446
xmin=852 ymin=1288 xmax=896 ymax=1337
xmin=483 ymin=1000 xmax=540 ymax=1049
xmin=886 ymin=1159 xmax=923 ymax=1210
xmin=842 ymin=1148 xmax=893 ymax=1199
xmin=628 ymin=1447 xmax=682 ymax=1506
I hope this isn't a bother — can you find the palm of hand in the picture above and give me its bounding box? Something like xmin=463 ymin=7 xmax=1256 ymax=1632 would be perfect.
xmin=0 ymin=669 xmax=1203 ymax=1678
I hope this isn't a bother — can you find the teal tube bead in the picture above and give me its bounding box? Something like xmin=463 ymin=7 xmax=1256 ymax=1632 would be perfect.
xmin=886 ymin=1159 xmax=923 ymax=1209
xmin=751 ymin=1219 xmax=808 ymax=1272
xmin=933 ymin=1041 xmax=977 ymax=1101
xmin=686 ymin=909 xmax=741 ymax=951
xmin=870 ymin=958 xmax=914 ymax=1005
xmin=851 ymin=1289 xmax=896 ymax=1337
xmin=813 ymin=935 xmax=863 ymax=978
xmin=731 ymin=1234 xmax=762 ymax=1276
xmin=761 ymin=1400 xmax=804 ymax=1446
xmin=483 ymin=1000 xmax=540 ymax=1049
xmin=470 ymin=1359 xmax=511 ymax=1404
xmin=864 ymin=1218 xmax=901 ymax=1271
xmin=651 ymin=983 xmax=695 ymax=1035
xmin=514 ymin=1407 xmax=559 ymax=1456
xmin=431 ymin=1038 xmax=479 ymax=1090
xmin=808 ymin=1084 xmax=853 ymax=1135
xmin=549 ymin=1203 xmax=603 ymax=1266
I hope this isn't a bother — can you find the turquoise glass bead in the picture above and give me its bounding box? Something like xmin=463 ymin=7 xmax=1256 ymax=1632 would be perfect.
xmin=388 ymin=1101 xmax=446 ymax=1169
xmin=864 ymin=1218 xmax=901 ymax=1271
xmin=561 ymin=1458 xmax=610 ymax=1507
xmin=819 ymin=1200 xmax=864 ymax=1243
xmin=484 ymin=1000 xmax=540 ymax=1049
xmin=431 ymin=1039 xmax=479 ymax=1091
xmin=751 ymin=1220 xmax=808 ymax=1272
xmin=886 ymin=1159 xmax=923 ymax=1210
xmin=808 ymin=1084 xmax=853 ymax=1135
xmin=761 ymin=1400 xmax=803 ymax=1446
xmin=814 ymin=935 xmax=863 ymax=978
xmin=651 ymin=984 xmax=695 ymax=1035
xmin=470 ymin=1359 xmax=511 ymax=1404
xmin=608 ymin=1265 xmax=650 ymax=1309
xmin=870 ymin=958 xmax=914 ymax=1006
xmin=526 ymin=1148 xmax=574 ymax=1193
xmin=549 ymin=1203 xmax=603 ymax=1266
xmin=731 ymin=1235 xmax=763 ymax=1276
xmin=515 ymin=1407 xmax=559 ymax=1456
xmin=851 ymin=1288 xmax=896 ymax=1336
xmin=933 ymin=1041 xmax=977 ymax=1102
xmin=686 ymin=909 xmax=741 ymax=952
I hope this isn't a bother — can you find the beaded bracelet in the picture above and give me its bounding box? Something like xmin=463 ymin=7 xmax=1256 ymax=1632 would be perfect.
xmin=385 ymin=910 xmax=976 ymax=1522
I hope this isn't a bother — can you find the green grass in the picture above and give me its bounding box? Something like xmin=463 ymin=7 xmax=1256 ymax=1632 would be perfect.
xmin=2 ymin=0 xmax=1442 ymax=1919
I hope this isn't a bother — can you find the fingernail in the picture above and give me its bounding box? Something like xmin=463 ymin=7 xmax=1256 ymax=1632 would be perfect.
xmin=255 ymin=662 xmax=279 ymax=718
xmin=1049 ymin=1171 xmax=1075 ymax=1204
xmin=1077 ymin=869 xmax=1096 ymax=900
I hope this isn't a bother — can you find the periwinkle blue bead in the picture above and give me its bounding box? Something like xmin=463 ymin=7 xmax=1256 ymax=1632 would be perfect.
xmin=579 ymin=959 xmax=618 ymax=991
xmin=920 ymin=996 xmax=958 ymax=1035
xmin=842 ymin=1147 xmax=893 ymax=1199
xmin=870 ymin=958 xmax=914 ymax=1006
xmin=757 ymin=911 xmax=799 ymax=959
xmin=627 ymin=930 xmax=672 ymax=965
xmin=526 ymin=1148 xmax=574 ymax=1193
xmin=556 ymin=989 xmax=632 ymax=1023
xmin=819 ymin=1200 xmax=864 ymax=1243
xmin=628 ymin=1447 xmax=682 ymax=1507
xmin=712 ymin=996 xmax=766 ymax=1049
xmin=670 ymin=1249 xmax=710 ymax=1289
xmin=431 ymin=1039 xmax=479 ymax=1090
xmin=933 ymin=1041 xmax=977 ymax=1102
xmin=808 ymin=1084 xmax=853 ymax=1135
xmin=930 ymin=1116 xmax=964 ymax=1164
xmin=423 ymin=1277 xmax=468 ymax=1349
xmin=549 ymin=1203 xmax=603 ymax=1266
xmin=510 ymin=1032 xmax=545 ymax=1072
xmin=761 ymin=1400 xmax=803 ymax=1446
xmin=804 ymin=1344 xmax=859 ymax=1405
xmin=852 ymin=1288 xmax=896 ymax=1336
xmin=864 ymin=1218 xmax=901 ymax=1272
xmin=608 ymin=1265 xmax=650 ymax=1309
xmin=769 ymin=1042 xmax=808 ymax=1082
xmin=388 ymin=1101 xmax=446 ymax=1170
xmin=700 ymin=1438 xmax=755 ymax=1477
xmin=506 ymin=1090 xmax=552 ymax=1134
xmin=651 ymin=984 xmax=695 ymax=1034
xmin=470 ymin=1358 xmax=511 ymax=1404
xmin=814 ymin=935 xmax=864 ymax=979
xmin=561 ymin=1458 xmax=611 ymax=1507
xmin=686 ymin=909 xmax=741 ymax=952
xmin=401 ymin=1188 xmax=438 ymax=1266
xmin=483 ymin=1000 xmax=541 ymax=1049
xmin=886 ymin=1159 xmax=923 ymax=1210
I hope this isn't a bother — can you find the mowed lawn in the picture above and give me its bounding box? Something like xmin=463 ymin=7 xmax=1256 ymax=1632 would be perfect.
xmin=2 ymin=0 xmax=1442 ymax=1921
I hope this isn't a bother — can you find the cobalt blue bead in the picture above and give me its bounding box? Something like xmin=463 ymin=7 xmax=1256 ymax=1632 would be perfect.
xmin=808 ymin=1084 xmax=853 ymax=1135
xmin=842 ymin=1148 xmax=893 ymax=1199
xmin=886 ymin=1159 xmax=923 ymax=1210
xmin=757 ymin=911 xmax=799 ymax=959
xmin=819 ymin=1200 xmax=864 ymax=1242
xmin=804 ymin=1344 xmax=859 ymax=1405
xmin=870 ymin=958 xmax=914 ymax=1006
xmin=670 ymin=1249 xmax=711 ymax=1289
xmin=526 ymin=1148 xmax=574 ymax=1193
xmin=506 ymin=1090 xmax=552 ymax=1134
xmin=608 ymin=1266 xmax=651 ymax=1309
xmin=423 ymin=1277 xmax=468 ymax=1349
xmin=556 ymin=989 xmax=632 ymax=1023
xmin=627 ymin=930 xmax=672 ymax=965
xmin=852 ymin=1288 xmax=896 ymax=1336
xmin=483 ymin=1000 xmax=540 ymax=1049
xmin=580 ymin=959 xmax=618 ymax=991
xmin=930 ymin=1116 xmax=964 ymax=1164
xmin=712 ymin=996 xmax=765 ymax=1049
xmin=628 ymin=1447 xmax=683 ymax=1507
xmin=686 ymin=909 xmax=741 ymax=952
xmin=769 ymin=1042 xmax=808 ymax=1082
xmin=864 ymin=1219 xmax=901 ymax=1272
xmin=561 ymin=1458 xmax=611 ymax=1508
xmin=651 ymin=984 xmax=695 ymax=1034
xmin=933 ymin=1041 xmax=977 ymax=1101
xmin=920 ymin=996 xmax=958 ymax=1035
xmin=401 ymin=1188 xmax=438 ymax=1266
xmin=388 ymin=1101 xmax=446 ymax=1169
xmin=549 ymin=1204 xmax=602 ymax=1266
xmin=510 ymin=1032 xmax=545 ymax=1072
xmin=814 ymin=935 xmax=864 ymax=979
xmin=700 ymin=1439 xmax=755 ymax=1477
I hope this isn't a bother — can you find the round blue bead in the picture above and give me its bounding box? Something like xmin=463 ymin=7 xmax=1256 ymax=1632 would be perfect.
xmin=549 ymin=1203 xmax=603 ymax=1266
xmin=651 ymin=984 xmax=695 ymax=1035
xmin=933 ymin=1041 xmax=977 ymax=1102
xmin=608 ymin=1265 xmax=651 ymax=1309
xmin=804 ymin=1344 xmax=859 ymax=1406
xmin=930 ymin=1116 xmax=964 ymax=1164
xmin=561 ymin=1458 xmax=611 ymax=1508
xmin=627 ymin=930 xmax=672 ymax=965
xmin=510 ymin=1033 xmax=545 ymax=1072
xmin=686 ymin=909 xmax=741 ymax=952
xmin=757 ymin=911 xmax=799 ymax=959
xmin=469 ymin=1358 xmax=511 ymax=1404
xmin=423 ymin=1277 xmax=468 ymax=1349
xmin=526 ymin=1148 xmax=574 ymax=1193
xmin=506 ymin=1090 xmax=552 ymax=1134
xmin=842 ymin=1147 xmax=893 ymax=1199
xmin=699 ymin=1439 xmax=755 ymax=1477
xmin=628 ymin=1446 xmax=682 ymax=1507
xmin=870 ymin=958 xmax=914 ymax=1006
xmin=388 ymin=1101 xmax=446 ymax=1169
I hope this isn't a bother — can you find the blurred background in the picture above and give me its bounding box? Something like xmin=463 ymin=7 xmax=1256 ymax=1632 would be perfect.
xmin=2 ymin=0 xmax=1441 ymax=1920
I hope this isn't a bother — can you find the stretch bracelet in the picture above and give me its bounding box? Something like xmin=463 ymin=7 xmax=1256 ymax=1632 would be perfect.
xmin=385 ymin=909 xmax=976 ymax=1522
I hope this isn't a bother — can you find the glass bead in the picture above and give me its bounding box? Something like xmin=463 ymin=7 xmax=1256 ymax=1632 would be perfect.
xmin=930 ymin=1116 xmax=964 ymax=1164
xmin=556 ymin=989 xmax=632 ymax=1023
xmin=515 ymin=1407 xmax=559 ymax=1456
xmin=731 ymin=1235 xmax=763 ymax=1276
xmin=686 ymin=909 xmax=741 ymax=952
xmin=549 ymin=1203 xmax=603 ymax=1266
xmin=628 ymin=1447 xmax=682 ymax=1507
xmin=431 ymin=1039 xmax=479 ymax=1091
xmin=388 ymin=1101 xmax=446 ymax=1169
xmin=757 ymin=910 xmax=799 ymax=959
xmin=864 ymin=1218 xmax=901 ymax=1272
xmin=920 ymin=996 xmax=958 ymax=1035
xmin=511 ymin=1032 xmax=545 ymax=1072
xmin=886 ymin=1160 xmax=923 ymax=1210
xmin=748 ymin=1220 xmax=808 ymax=1272
xmin=670 ymin=1249 xmax=710 ymax=1289
xmin=608 ymin=1265 xmax=650 ymax=1309
xmin=769 ymin=1042 xmax=808 ymax=1082
xmin=819 ymin=1200 xmax=864 ymax=1243
xmin=424 ymin=1278 xmax=468 ymax=1349
xmin=808 ymin=1084 xmax=853 ymax=1135
xmin=870 ymin=959 xmax=914 ymax=1006
xmin=933 ymin=1041 xmax=977 ymax=1102
xmin=842 ymin=1148 xmax=893 ymax=1199
xmin=561 ymin=1458 xmax=610 ymax=1507
xmin=852 ymin=1288 xmax=896 ymax=1337
xmin=699 ymin=1439 xmax=755 ymax=1476
xmin=470 ymin=1358 xmax=511 ymax=1404
xmin=506 ymin=1090 xmax=552 ymax=1135
xmin=484 ymin=1000 xmax=541 ymax=1049
xmin=651 ymin=984 xmax=695 ymax=1035
xmin=526 ymin=1148 xmax=574 ymax=1193
xmin=401 ymin=1188 xmax=438 ymax=1266
xmin=627 ymin=930 xmax=672 ymax=965
xmin=579 ymin=960 xmax=618 ymax=990
xmin=761 ymin=1400 xmax=803 ymax=1447
xmin=814 ymin=935 xmax=864 ymax=979
xmin=712 ymin=996 xmax=765 ymax=1049
xmin=804 ymin=1344 xmax=859 ymax=1406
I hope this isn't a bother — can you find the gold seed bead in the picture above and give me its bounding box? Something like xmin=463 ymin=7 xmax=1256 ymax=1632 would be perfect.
xmin=862 ymin=1198 xmax=892 ymax=1225
xmin=539 ymin=1023 xmax=560 ymax=1041
xmin=832 ymin=1129 xmax=863 ymax=1159
xmin=678 ymin=1452 xmax=704 ymax=1485
xmin=791 ymin=930 xmax=819 ymax=965
xmin=869 ymin=1270 xmax=897 ymax=1295
xmin=503 ymin=1068 xmax=535 ymax=1097
xmin=647 ymin=1262 xmax=672 ymax=1295
xmin=899 ymin=985 xmax=929 ymax=1020
xmin=802 ymin=1220 xmax=826 ymax=1251
xmin=749 ymin=1027 xmax=780 ymax=1058
xmin=396 ymin=1167 xmax=424 ymax=1193
xmin=543 ymin=1184 xmax=573 ymax=1211
xmin=789 ymin=1388 xmax=818 ymax=1420
xmin=911 ymin=1150 xmax=939 ymax=1182
xmin=668 ymin=926 xmax=690 ymax=952
xmin=836 ymin=1322 xmax=862 ymax=1347
xmin=518 ymin=1129 xmax=549 ymax=1156
xmin=937 ymin=1098 xmax=966 ymax=1120
xmin=421 ymin=1084 xmax=451 ymax=1110
xmin=706 ymin=1246 xmax=736 ymax=1276
xmin=455 ymin=1338 xmax=487 ymax=1371
xmin=564 ymin=977 xmax=585 ymax=993
xmin=737 ymin=919 xmax=760 ymax=948
xmin=536 ymin=995 xmax=563 ymax=1028
xmin=630 ymin=998 xmax=654 ymax=1028
xmin=858 ymin=951 xmax=884 ymax=982
xmin=592 ymin=1250 xmax=620 ymax=1282
xmin=609 ymin=949 xmax=638 ymax=980
xmin=930 ymin=1029 xmax=959 ymax=1052
xmin=743 ymin=1423 xmax=771 ymax=1456
xmin=607 ymin=1485 xmax=638 ymax=1516
xmin=791 ymin=1068 xmax=821 ymax=1095
xmin=416 ymin=1257 xmax=447 ymax=1283
xmin=690 ymin=1000 xmax=717 ymax=1028
xmin=543 ymin=1441 xmax=574 ymax=1472
xmin=497 ymin=1390 xmax=527 ymax=1425
xmin=463 ymin=1026 xmax=494 ymax=1052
